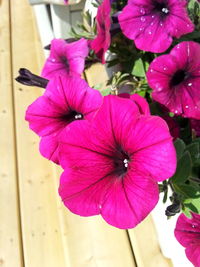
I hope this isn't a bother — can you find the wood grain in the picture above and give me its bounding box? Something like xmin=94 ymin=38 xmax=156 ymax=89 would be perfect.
xmin=0 ymin=1 xmax=23 ymax=266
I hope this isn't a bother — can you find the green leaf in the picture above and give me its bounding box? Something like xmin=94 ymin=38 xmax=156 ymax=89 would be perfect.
xmin=174 ymin=184 xmax=200 ymax=199
xmin=186 ymin=143 xmax=200 ymax=164
xmin=171 ymin=151 xmax=192 ymax=184
xmin=131 ymin=58 xmax=146 ymax=77
xmin=100 ymin=88 xmax=111 ymax=96
xmin=174 ymin=138 xmax=186 ymax=160
xmin=182 ymin=206 xmax=192 ymax=218
xmin=183 ymin=197 xmax=200 ymax=214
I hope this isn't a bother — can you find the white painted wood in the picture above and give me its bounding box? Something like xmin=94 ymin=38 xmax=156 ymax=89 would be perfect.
xmin=33 ymin=5 xmax=54 ymax=57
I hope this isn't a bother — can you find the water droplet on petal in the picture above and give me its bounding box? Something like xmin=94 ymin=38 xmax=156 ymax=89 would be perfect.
xmin=148 ymin=31 xmax=152 ymax=35
xmin=51 ymin=58 xmax=56 ymax=62
xmin=141 ymin=16 xmax=146 ymax=22
xmin=185 ymin=105 xmax=189 ymax=109
xmin=151 ymin=22 xmax=154 ymax=26
xmin=99 ymin=204 xmax=102 ymax=209
xmin=151 ymin=15 xmax=155 ymax=18
xmin=157 ymin=87 xmax=162 ymax=92
xmin=192 ymin=224 xmax=196 ymax=228
xmin=160 ymin=22 xmax=163 ymax=26
xmin=174 ymin=110 xmax=178 ymax=114
xmin=139 ymin=27 xmax=144 ymax=31
xmin=140 ymin=8 xmax=145 ymax=14
xmin=188 ymin=82 xmax=192 ymax=86
xmin=163 ymin=67 xmax=167 ymax=71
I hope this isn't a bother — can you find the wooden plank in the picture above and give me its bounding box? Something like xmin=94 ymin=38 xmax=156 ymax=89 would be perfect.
xmin=10 ymin=1 xmax=69 ymax=266
xmin=128 ymin=215 xmax=173 ymax=267
xmin=0 ymin=1 xmax=24 ymax=266
xmin=52 ymin=168 xmax=137 ymax=267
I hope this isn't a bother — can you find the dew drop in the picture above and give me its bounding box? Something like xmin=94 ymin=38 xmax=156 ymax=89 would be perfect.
xmin=151 ymin=15 xmax=155 ymax=18
xmin=148 ymin=31 xmax=152 ymax=35
xmin=51 ymin=58 xmax=56 ymax=62
xmin=185 ymin=105 xmax=189 ymax=109
xmin=150 ymin=69 xmax=154 ymax=73
xmin=188 ymin=82 xmax=192 ymax=86
xmin=157 ymin=87 xmax=162 ymax=92
xmin=99 ymin=204 xmax=102 ymax=209
xmin=163 ymin=67 xmax=167 ymax=71
xmin=160 ymin=22 xmax=163 ymax=26
xmin=139 ymin=27 xmax=144 ymax=31
xmin=174 ymin=110 xmax=178 ymax=114
xmin=192 ymin=224 xmax=196 ymax=228
xmin=140 ymin=8 xmax=145 ymax=14
xmin=141 ymin=16 xmax=146 ymax=22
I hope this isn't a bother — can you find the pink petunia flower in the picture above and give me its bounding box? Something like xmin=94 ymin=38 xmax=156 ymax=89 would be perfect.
xmin=25 ymin=76 xmax=102 ymax=164
xmin=41 ymin=38 xmax=89 ymax=79
xmin=175 ymin=213 xmax=200 ymax=267
xmin=147 ymin=41 xmax=200 ymax=119
xmin=90 ymin=0 xmax=111 ymax=64
xmin=118 ymin=0 xmax=194 ymax=53
xmin=58 ymin=95 xmax=176 ymax=229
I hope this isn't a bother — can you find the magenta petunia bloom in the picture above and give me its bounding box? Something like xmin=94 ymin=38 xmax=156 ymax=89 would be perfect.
xmin=118 ymin=0 xmax=194 ymax=53
xmin=90 ymin=0 xmax=111 ymax=64
xmin=147 ymin=41 xmax=200 ymax=119
xmin=41 ymin=38 xmax=89 ymax=79
xmin=119 ymin=93 xmax=150 ymax=115
xmin=175 ymin=213 xmax=200 ymax=267
xmin=58 ymin=95 xmax=176 ymax=229
xmin=25 ymin=76 xmax=102 ymax=164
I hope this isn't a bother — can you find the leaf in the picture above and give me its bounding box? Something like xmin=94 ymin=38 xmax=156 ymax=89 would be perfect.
xmin=186 ymin=143 xmax=199 ymax=164
xmin=171 ymin=151 xmax=192 ymax=184
xmin=174 ymin=138 xmax=186 ymax=160
xmin=183 ymin=197 xmax=200 ymax=214
xmin=174 ymin=184 xmax=200 ymax=199
xmin=100 ymin=88 xmax=111 ymax=96
xmin=182 ymin=206 xmax=192 ymax=218
xmin=131 ymin=58 xmax=146 ymax=77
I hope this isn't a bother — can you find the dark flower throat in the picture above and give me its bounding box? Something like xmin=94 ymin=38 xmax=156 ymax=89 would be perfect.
xmin=61 ymin=110 xmax=83 ymax=122
xmin=170 ymin=70 xmax=188 ymax=86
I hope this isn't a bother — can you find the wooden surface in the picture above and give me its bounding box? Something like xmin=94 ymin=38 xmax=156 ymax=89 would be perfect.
xmin=0 ymin=0 xmax=173 ymax=266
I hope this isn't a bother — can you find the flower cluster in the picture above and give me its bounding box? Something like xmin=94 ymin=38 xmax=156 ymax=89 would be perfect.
xmin=17 ymin=0 xmax=200 ymax=265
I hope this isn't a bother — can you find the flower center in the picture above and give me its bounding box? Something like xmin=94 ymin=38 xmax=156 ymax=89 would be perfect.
xmin=153 ymin=2 xmax=169 ymax=17
xmin=114 ymin=148 xmax=130 ymax=177
xmin=61 ymin=110 xmax=83 ymax=122
xmin=60 ymin=56 xmax=69 ymax=70
xmin=170 ymin=70 xmax=188 ymax=86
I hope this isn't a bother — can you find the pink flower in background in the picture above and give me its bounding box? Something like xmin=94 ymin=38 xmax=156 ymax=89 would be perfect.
xmin=41 ymin=38 xmax=89 ymax=79
xmin=162 ymin=115 xmax=180 ymax=140
xmin=90 ymin=0 xmax=111 ymax=64
xmin=58 ymin=95 xmax=176 ymax=229
xmin=119 ymin=93 xmax=150 ymax=115
xmin=147 ymin=41 xmax=200 ymax=119
xmin=118 ymin=0 xmax=194 ymax=53
xmin=175 ymin=213 xmax=200 ymax=267
xmin=25 ymin=76 xmax=102 ymax=164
